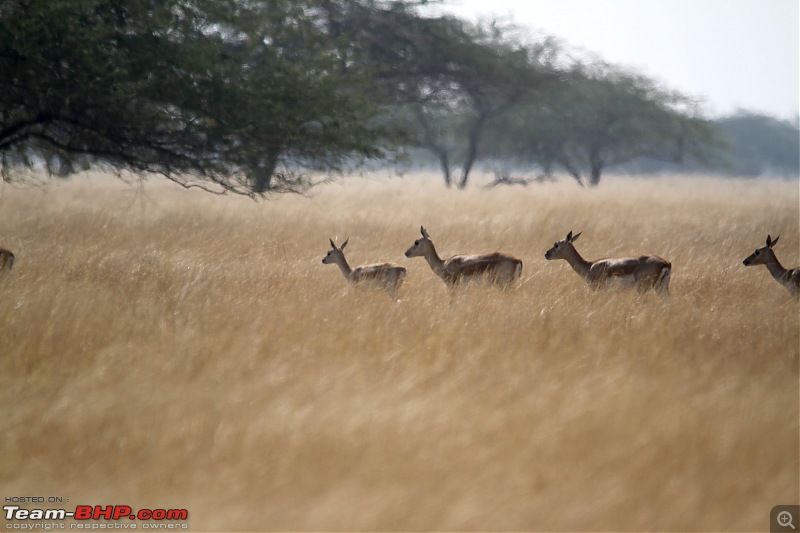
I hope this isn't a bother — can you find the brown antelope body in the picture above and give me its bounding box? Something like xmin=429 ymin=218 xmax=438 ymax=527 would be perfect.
xmin=0 ymin=247 xmax=14 ymax=273
xmin=742 ymin=235 xmax=799 ymax=297
xmin=404 ymin=226 xmax=522 ymax=288
xmin=545 ymin=231 xmax=671 ymax=296
xmin=322 ymin=238 xmax=406 ymax=298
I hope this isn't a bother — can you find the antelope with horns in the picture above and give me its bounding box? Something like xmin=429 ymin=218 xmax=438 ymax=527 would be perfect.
xmin=0 ymin=247 xmax=14 ymax=273
xmin=742 ymin=235 xmax=800 ymax=297
xmin=404 ymin=226 xmax=522 ymax=288
xmin=322 ymin=238 xmax=406 ymax=298
xmin=544 ymin=231 xmax=671 ymax=296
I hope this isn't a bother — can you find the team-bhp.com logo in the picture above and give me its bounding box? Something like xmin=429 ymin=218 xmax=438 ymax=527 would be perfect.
xmin=4 ymin=504 xmax=189 ymax=528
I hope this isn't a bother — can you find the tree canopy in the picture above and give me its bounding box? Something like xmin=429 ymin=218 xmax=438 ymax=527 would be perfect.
xmin=2 ymin=0 xmax=772 ymax=195
xmin=481 ymin=62 xmax=717 ymax=186
xmin=0 ymin=0 xmax=386 ymax=195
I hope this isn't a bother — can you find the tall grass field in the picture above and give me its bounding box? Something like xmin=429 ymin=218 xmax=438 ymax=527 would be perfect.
xmin=1 ymin=173 xmax=798 ymax=531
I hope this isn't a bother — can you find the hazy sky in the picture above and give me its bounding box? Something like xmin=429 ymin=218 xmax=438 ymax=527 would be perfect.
xmin=425 ymin=0 xmax=799 ymax=119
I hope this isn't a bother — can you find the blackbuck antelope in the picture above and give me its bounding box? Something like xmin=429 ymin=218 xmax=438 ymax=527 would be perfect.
xmin=322 ymin=238 xmax=406 ymax=298
xmin=742 ymin=235 xmax=800 ymax=297
xmin=0 ymin=247 xmax=14 ymax=273
xmin=545 ymin=231 xmax=671 ymax=296
xmin=404 ymin=226 xmax=522 ymax=287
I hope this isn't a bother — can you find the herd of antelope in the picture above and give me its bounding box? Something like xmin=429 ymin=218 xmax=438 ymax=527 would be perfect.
xmin=0 ymin=230 xmax=798 ymax=299
xmin=322 ymin=227 xmax=800 ymax=299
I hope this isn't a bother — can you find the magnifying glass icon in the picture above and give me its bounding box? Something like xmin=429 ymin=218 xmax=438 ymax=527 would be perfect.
xmin=778 ymin=511 xmax=795 ymax=530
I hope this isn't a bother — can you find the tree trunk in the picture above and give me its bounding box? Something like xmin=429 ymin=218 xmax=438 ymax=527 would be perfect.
xmin=457 ymin=115 xmax=486 ymax=189
xmin=413 ymin=107 xmax=453 ymax=188
xmin=438 ymin=150 xmax=452 ymax=188
xmin=559 ymin=159 xmax=585 ymax=187
xmin=588 ymin=160 xmax=604 ymax=187
xmin=250 ymin=146 xmax=281 ymax=194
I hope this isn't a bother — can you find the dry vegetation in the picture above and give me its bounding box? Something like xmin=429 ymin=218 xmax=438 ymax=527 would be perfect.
xmin=1 ymin=172 xmax=798 ymax=531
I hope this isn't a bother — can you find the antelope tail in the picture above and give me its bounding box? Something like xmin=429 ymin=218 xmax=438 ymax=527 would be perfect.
xmin=657 ymin=264 xmax=671 ymax=291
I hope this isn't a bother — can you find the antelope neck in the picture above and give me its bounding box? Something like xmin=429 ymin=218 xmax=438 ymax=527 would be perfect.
xmin=332 ymin=254 xmax=353 ymax=280
xmin=763 ymin=251 xmax=790 ymax=283
xmin=422 ymin=243 xmax=445 ymax=272
xmin=564 ymin=246 xmax=592 ymax=279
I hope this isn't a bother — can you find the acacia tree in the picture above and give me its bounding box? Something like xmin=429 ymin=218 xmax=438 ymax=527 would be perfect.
xmin=326 ymin=5 xmax=554 ymax=188
xmin=448 ymin=21 xmax=553 ymax=189
xmin=406 ymin=20 xmax=552 ymax=189
xmin=0 ymin=0 xmax=387 ymax=195
xmin=316 ymin=6 xmax=474 ymax=187
xmin=485 ymin=62 xmax=716 ymax=186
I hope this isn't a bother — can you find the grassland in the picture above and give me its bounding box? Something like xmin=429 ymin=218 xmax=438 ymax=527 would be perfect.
xmin=1 ymin=172 xmax=798 ymax=531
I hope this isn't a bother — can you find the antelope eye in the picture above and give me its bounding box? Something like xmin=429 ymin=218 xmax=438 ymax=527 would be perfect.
xmin=554 ymin=243 xmax=559 ymax=248
xmin=414 ymin=240 xmax=419 ymax=245
xmin=754 ymin=250 xmax=760 ymax=256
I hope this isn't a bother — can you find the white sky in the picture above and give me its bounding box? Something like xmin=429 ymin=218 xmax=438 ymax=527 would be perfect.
xmin=423 ymin=0 xmax=799 ymax=119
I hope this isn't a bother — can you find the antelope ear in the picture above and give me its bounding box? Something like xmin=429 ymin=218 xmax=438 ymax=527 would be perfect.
xmin=566 ymin=231 xmax=572 ymax=241
xmin=571 ymin=231 xmax=582 ymax=242
xmin=421 ymin=226 xmax=430 ymax=239
xmin=769 ymin=235 xmax=779 ymax=248
xmin=340 ymin=238 xmax=349 ymax=250
xmin=329 ymin=238 xmax=337 ymax=250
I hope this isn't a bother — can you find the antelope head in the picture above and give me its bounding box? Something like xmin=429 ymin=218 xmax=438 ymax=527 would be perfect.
xmin=405 ymin=226 xmax=434 ymax=258
xmin=743 ymin=235 xmax=779 ymax=266
xmin=322 ymin=237 xmax=349 ymax=264
xmin=545 ymin=230 xmax=582 ymax=260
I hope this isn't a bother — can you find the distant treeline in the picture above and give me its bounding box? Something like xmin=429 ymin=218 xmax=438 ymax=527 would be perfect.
xmin=710 ymin=112 xmax=799 ymax=178
xmin=1 ymin=0 xmax=796 ymax=196
xmin=618 ymin=112 xmax=799 ymax=178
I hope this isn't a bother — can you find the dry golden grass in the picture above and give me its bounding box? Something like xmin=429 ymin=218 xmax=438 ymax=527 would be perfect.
xmin=1 ymin=172 xmax=798 ymax=531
